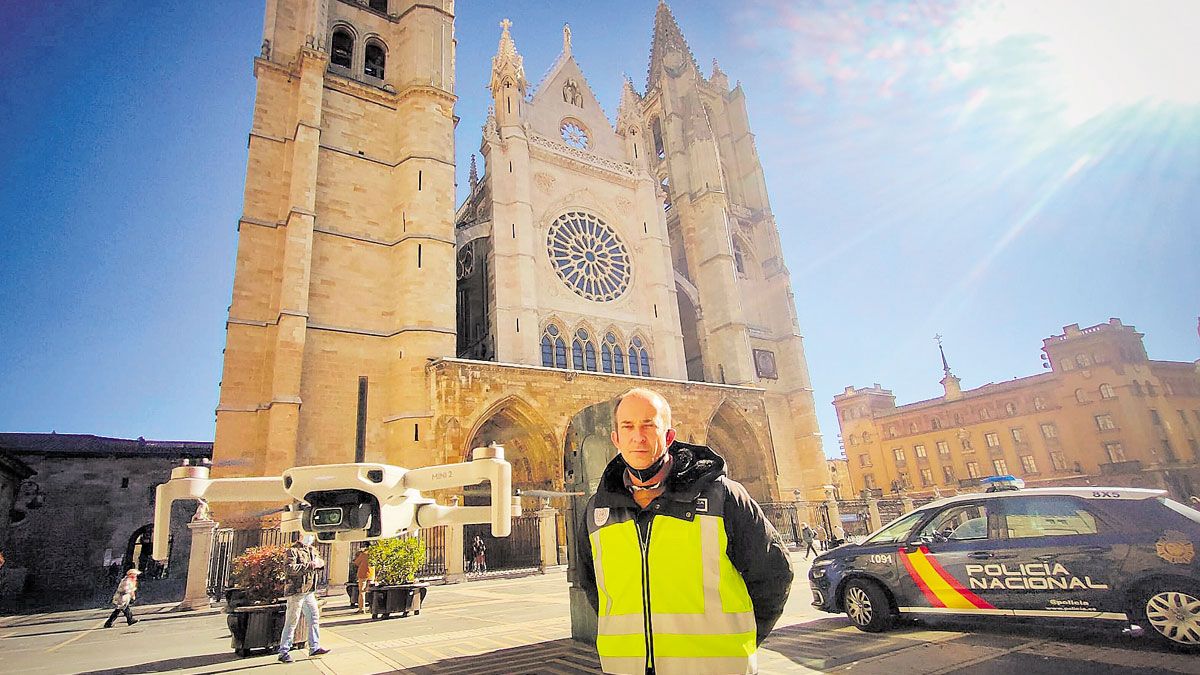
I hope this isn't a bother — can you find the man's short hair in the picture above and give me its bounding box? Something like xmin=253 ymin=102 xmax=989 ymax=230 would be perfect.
xmin=614 ymin=387 xmax=673 ymax=428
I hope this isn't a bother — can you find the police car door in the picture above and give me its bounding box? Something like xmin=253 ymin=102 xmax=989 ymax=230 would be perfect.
xmin=994 ymin=495 xmax=1124 ymax=619
xmin=896 ymin=501 xmax=1008 ymax=616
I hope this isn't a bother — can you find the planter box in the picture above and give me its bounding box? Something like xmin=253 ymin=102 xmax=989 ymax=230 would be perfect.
xmin=368 ymin=583 xmax=427 ymax=620
xmin=227 ymin=603 xmax=311 ymax=657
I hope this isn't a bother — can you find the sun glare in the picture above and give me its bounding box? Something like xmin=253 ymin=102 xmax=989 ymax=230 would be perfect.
xmin=953 ymin=0 xmax=1200 ymax=125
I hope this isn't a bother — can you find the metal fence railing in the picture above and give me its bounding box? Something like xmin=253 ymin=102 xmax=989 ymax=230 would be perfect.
xmin=207 ymin=528 xmax=331 ymax=599
xmin=464 ymin=513 xmax=541 ymax=575
xmin=760 ymin=502 xmax=801 ymax=546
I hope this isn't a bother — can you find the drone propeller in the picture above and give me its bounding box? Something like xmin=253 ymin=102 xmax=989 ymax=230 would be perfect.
xmin=517 ymin=489 xmax=584 ymax=498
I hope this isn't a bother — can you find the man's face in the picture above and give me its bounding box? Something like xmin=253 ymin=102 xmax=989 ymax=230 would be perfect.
xmin=611 ymin=393 xmax=676 ymax=471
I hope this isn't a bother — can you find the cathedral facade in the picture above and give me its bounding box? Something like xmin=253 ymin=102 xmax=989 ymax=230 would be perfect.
xmin=211 ymin=0 xmax=827 ymax=516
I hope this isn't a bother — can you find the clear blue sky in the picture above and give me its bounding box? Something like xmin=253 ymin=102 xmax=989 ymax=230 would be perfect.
xmin=1 ymin=1 xmax=1197 ymax=460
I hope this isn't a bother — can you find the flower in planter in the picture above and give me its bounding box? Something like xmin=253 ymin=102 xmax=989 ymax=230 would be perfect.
xmin=230 ymin=545 xmax=289 ymax=603
xmin=367 ymin=537 xmax=426 ymax=586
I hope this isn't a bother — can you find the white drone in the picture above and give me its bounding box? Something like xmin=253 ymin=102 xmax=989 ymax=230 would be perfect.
xmin=150 ymin=445 xmax=518 ymax=561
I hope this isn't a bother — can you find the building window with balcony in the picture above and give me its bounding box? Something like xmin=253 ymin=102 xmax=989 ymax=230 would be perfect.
xmin=859 ymin=453 xmax=872 ymax=467
xmin=1050 ymin=451 xmax=1068 ymax=471
xmin=915 ymin=444 xmax=927 ymax=458
xmin=1099 ymin=383 xmax=1116 ymax=399
xmin=937 ymin=440 xmax=950 ymax=456
xmin=1104 ymin=442 xmax=1126 ymax=463
xmin=920 ymin=468 xmax=934 ymax=486
xmin=893 ymin=447 xmax=905 ymax=462
xmin=1095 ymin=414 xmax=1116 ymax=431
xmin=1011 ymin=427 xmax=1025 ymax=444
xmin=942 ymin=466 xmax=955 ymax=484
xmin=1033 ymin=396 xmax=1046 ymax=411
xmin=985 ymin=432 xmax=1000 ymax=448
xmin=992 ymin=458 xmax=1009 ymax=475
xmin=1020 ymin=455 xmax=1038 ymax=474
xmin=1040 ymin=422 xmax=1058 ymax=439
xmin=966 ymin=462 xmax=981 ymax=478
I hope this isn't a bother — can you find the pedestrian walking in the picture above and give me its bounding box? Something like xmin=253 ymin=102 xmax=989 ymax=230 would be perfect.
xmin=578 ymin=387 xmax=793 ymax=674
xmin=353 ymin=546 xmax=375 ymax=614
xmin=801 ymin=522 xmax=817 ymax=559
xmin=103 ymin=569 xmax=141 ymax=628
xmin=471 ymin=535 xmax=487 ymax=573
xmin=277 ymin=535 xmax=331 ymax=663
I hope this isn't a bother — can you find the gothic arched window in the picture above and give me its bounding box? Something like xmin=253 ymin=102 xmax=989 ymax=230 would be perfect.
xmin=573 ymin=329 xmax=597 ymax=372
xmin=602 ymin=332 xmax=623 ymax=374
xmin=631 ymin=336 xmax=651 ymax=377
xmin=541 ymin=324 xmax=567 ymax=369
xmin=331 ymin=29 xmax=354 ymax=69
xmin=651 ymin=118 xmax=666 ymax=159
xmin=364 ymin=42 xmax=386 ymax=79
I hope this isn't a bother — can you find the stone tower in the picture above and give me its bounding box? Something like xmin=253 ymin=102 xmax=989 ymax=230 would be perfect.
xmin=633 ymin=1 xmax=827 ymax=499
xmin=211 ymin=0 xmax=458 ymax=498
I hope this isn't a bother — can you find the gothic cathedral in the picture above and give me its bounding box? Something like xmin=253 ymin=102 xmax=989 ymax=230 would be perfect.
xmin=212 ymin=0 xmax=827 ymax=519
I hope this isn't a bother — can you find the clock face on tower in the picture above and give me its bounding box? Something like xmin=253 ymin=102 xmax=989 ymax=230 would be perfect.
xmin=546 ymin=211 xmax=630 ymax=302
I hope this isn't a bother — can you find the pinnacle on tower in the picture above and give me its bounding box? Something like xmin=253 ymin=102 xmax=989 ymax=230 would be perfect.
xmin=646 ymin=0 xmax=700 ymax=91
xmin=490 ymin=18 xmax=526 ymax=94
xmin=616 ymin=76 xmax=643 ymax=133
xmin=563 ymin=23 xmax=572 ymax=57
xmin=468 ymin=154 xmax=479 ymax=191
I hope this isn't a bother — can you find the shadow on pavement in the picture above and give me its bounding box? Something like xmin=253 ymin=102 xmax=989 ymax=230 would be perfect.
xmin=403 ymin=637 xmax=600 ymax=674
xmin=74 ymin=652 xmax=258 ymax=675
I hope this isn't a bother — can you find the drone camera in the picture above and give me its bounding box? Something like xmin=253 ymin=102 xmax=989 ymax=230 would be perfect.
xmin=300 ymin=488 xmax=380 ymax=537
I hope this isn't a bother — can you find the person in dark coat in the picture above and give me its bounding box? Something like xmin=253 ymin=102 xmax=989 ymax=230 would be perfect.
xmin=577 ymin=388 xmax=793 ymax=674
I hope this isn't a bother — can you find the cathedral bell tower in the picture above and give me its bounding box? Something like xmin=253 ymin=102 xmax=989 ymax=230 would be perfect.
xmin=636 ymin=1 xmax=826 ymax=499
xmin=211 ymin=0 xmax=458 ymax=516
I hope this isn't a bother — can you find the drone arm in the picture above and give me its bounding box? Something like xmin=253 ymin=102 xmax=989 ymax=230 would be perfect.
xmin=151 ymin=465 xmax=289 ymax=562
xmin=415 ymin=496 xmax=522 ymax=533
xmin=402 ymin=454 xmax=512 ymax=537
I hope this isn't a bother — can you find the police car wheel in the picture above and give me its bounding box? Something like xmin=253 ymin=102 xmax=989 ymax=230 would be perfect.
xmin=1137 ymin=582 xmax=1200 ymax=652
xmin=842 ymin=579 xmax=892 ymax=633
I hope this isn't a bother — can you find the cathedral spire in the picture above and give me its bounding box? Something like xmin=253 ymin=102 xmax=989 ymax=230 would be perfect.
xmin=616 ymin=76 xmax=642 ymax=134
xmin=646 ymin=0 xmax=699 ymax=91
xmin=489 ymin=18 xmax=526 ymax=95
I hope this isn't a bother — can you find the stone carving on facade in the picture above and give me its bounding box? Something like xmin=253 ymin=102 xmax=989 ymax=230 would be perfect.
xmin=534 ymin=172 xmax=556 ymax=193
xmin=528 ymin=135 xmax=634 ymax=178
xmin=615 ymin=197 xmax=633 ymax=213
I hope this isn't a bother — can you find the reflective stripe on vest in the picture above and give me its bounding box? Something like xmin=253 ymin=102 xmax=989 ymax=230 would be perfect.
xmin=591 ymin=513 xmax=757 ymax=675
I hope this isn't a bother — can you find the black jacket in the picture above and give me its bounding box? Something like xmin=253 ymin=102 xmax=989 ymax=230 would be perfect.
xmin=576 ymin=441 xmax=793 ymax=646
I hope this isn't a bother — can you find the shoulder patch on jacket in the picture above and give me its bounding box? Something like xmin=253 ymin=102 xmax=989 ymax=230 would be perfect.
xmin=594 ymin=507 xmax=610 ymax=527
xmin=695 ymin=497 xmax=709 ymax=513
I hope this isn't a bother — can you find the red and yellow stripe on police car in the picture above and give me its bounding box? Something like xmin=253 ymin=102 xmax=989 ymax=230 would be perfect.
xmin=900 ymin=546 xmax=995 ymax=610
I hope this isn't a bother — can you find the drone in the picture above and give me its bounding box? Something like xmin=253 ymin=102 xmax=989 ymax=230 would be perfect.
xmin=150 ymin=444 xmax=519 ymax=562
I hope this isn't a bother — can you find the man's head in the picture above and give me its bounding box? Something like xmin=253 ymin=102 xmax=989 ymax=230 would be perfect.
xmin=611 ymin=388 xmax=676 ymax=471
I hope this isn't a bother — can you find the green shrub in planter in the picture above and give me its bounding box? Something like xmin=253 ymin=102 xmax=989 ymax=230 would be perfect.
xmin=368 ymin=537 xmax=426 ymax=585
xmin=230 ymin=545 xmax=289 ymax=604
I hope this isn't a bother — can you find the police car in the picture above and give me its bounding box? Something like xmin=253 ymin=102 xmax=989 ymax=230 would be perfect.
xmin=808 ymin=478 xmax=1200 ymax=651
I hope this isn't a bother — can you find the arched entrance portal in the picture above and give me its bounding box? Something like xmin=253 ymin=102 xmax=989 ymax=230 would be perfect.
xmin=464 ymin=397 xmax=560 ymax=504
xmin=124 ymin=524 xmax=168 ymax=578
xmin=706 ymin=401 xmax=772 ymax=501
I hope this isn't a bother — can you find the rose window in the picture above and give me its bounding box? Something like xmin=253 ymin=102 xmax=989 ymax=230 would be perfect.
xmin=560 ymin=121 xmax=589 ymax=150
xmin=546 ymin=212 xmax=630 ymax=302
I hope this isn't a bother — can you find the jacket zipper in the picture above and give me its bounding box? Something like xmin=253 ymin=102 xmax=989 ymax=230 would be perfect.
xmin=638 ymin=513 xmax=655 ymax=673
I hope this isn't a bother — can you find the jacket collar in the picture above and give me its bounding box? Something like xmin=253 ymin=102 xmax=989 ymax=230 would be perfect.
xmin=593 ymin=441 xmax=727 ymax=508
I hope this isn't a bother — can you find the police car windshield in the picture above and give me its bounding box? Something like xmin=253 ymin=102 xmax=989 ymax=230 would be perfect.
xmin=863 ymin=510 xmax=926 ymax=545
xmin=1159 ymin=497 xmax=1200 ymax=524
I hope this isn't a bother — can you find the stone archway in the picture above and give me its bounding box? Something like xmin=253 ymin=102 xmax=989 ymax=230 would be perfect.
xmin=705 ymin=400 xmax=771 ymax=501
xmin=464 ymin=396 xmax=561 ymax=500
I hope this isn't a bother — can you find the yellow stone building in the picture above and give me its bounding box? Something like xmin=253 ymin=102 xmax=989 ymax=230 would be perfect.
xmin=210 ymin=0 xmax=828 ymax=517
xmin=834 ymin=319 xmax=1200 ymax=501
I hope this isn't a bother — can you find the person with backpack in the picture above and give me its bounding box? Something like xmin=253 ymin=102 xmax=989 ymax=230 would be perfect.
xmin=801 ymin=522 xmax=817 ymax=559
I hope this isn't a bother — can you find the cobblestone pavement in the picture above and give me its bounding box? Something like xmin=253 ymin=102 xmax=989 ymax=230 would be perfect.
xmin=2 ymin=553 xmax=1193 ymax=674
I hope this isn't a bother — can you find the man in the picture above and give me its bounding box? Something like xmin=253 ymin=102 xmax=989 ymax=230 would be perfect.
xmin=577 ymin=388 xmax=793 ymax=675
xmin=800 ymin=522 xmax=817 ymax=559
xmin=353 ymin=546 xmax=375 ymax=614
xmin=278 ymin=534 xmax=331 ymax=663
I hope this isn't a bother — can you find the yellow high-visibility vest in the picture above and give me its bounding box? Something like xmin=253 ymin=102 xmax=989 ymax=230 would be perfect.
xmin=589 ymin=505 xmax=757 ymax=675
